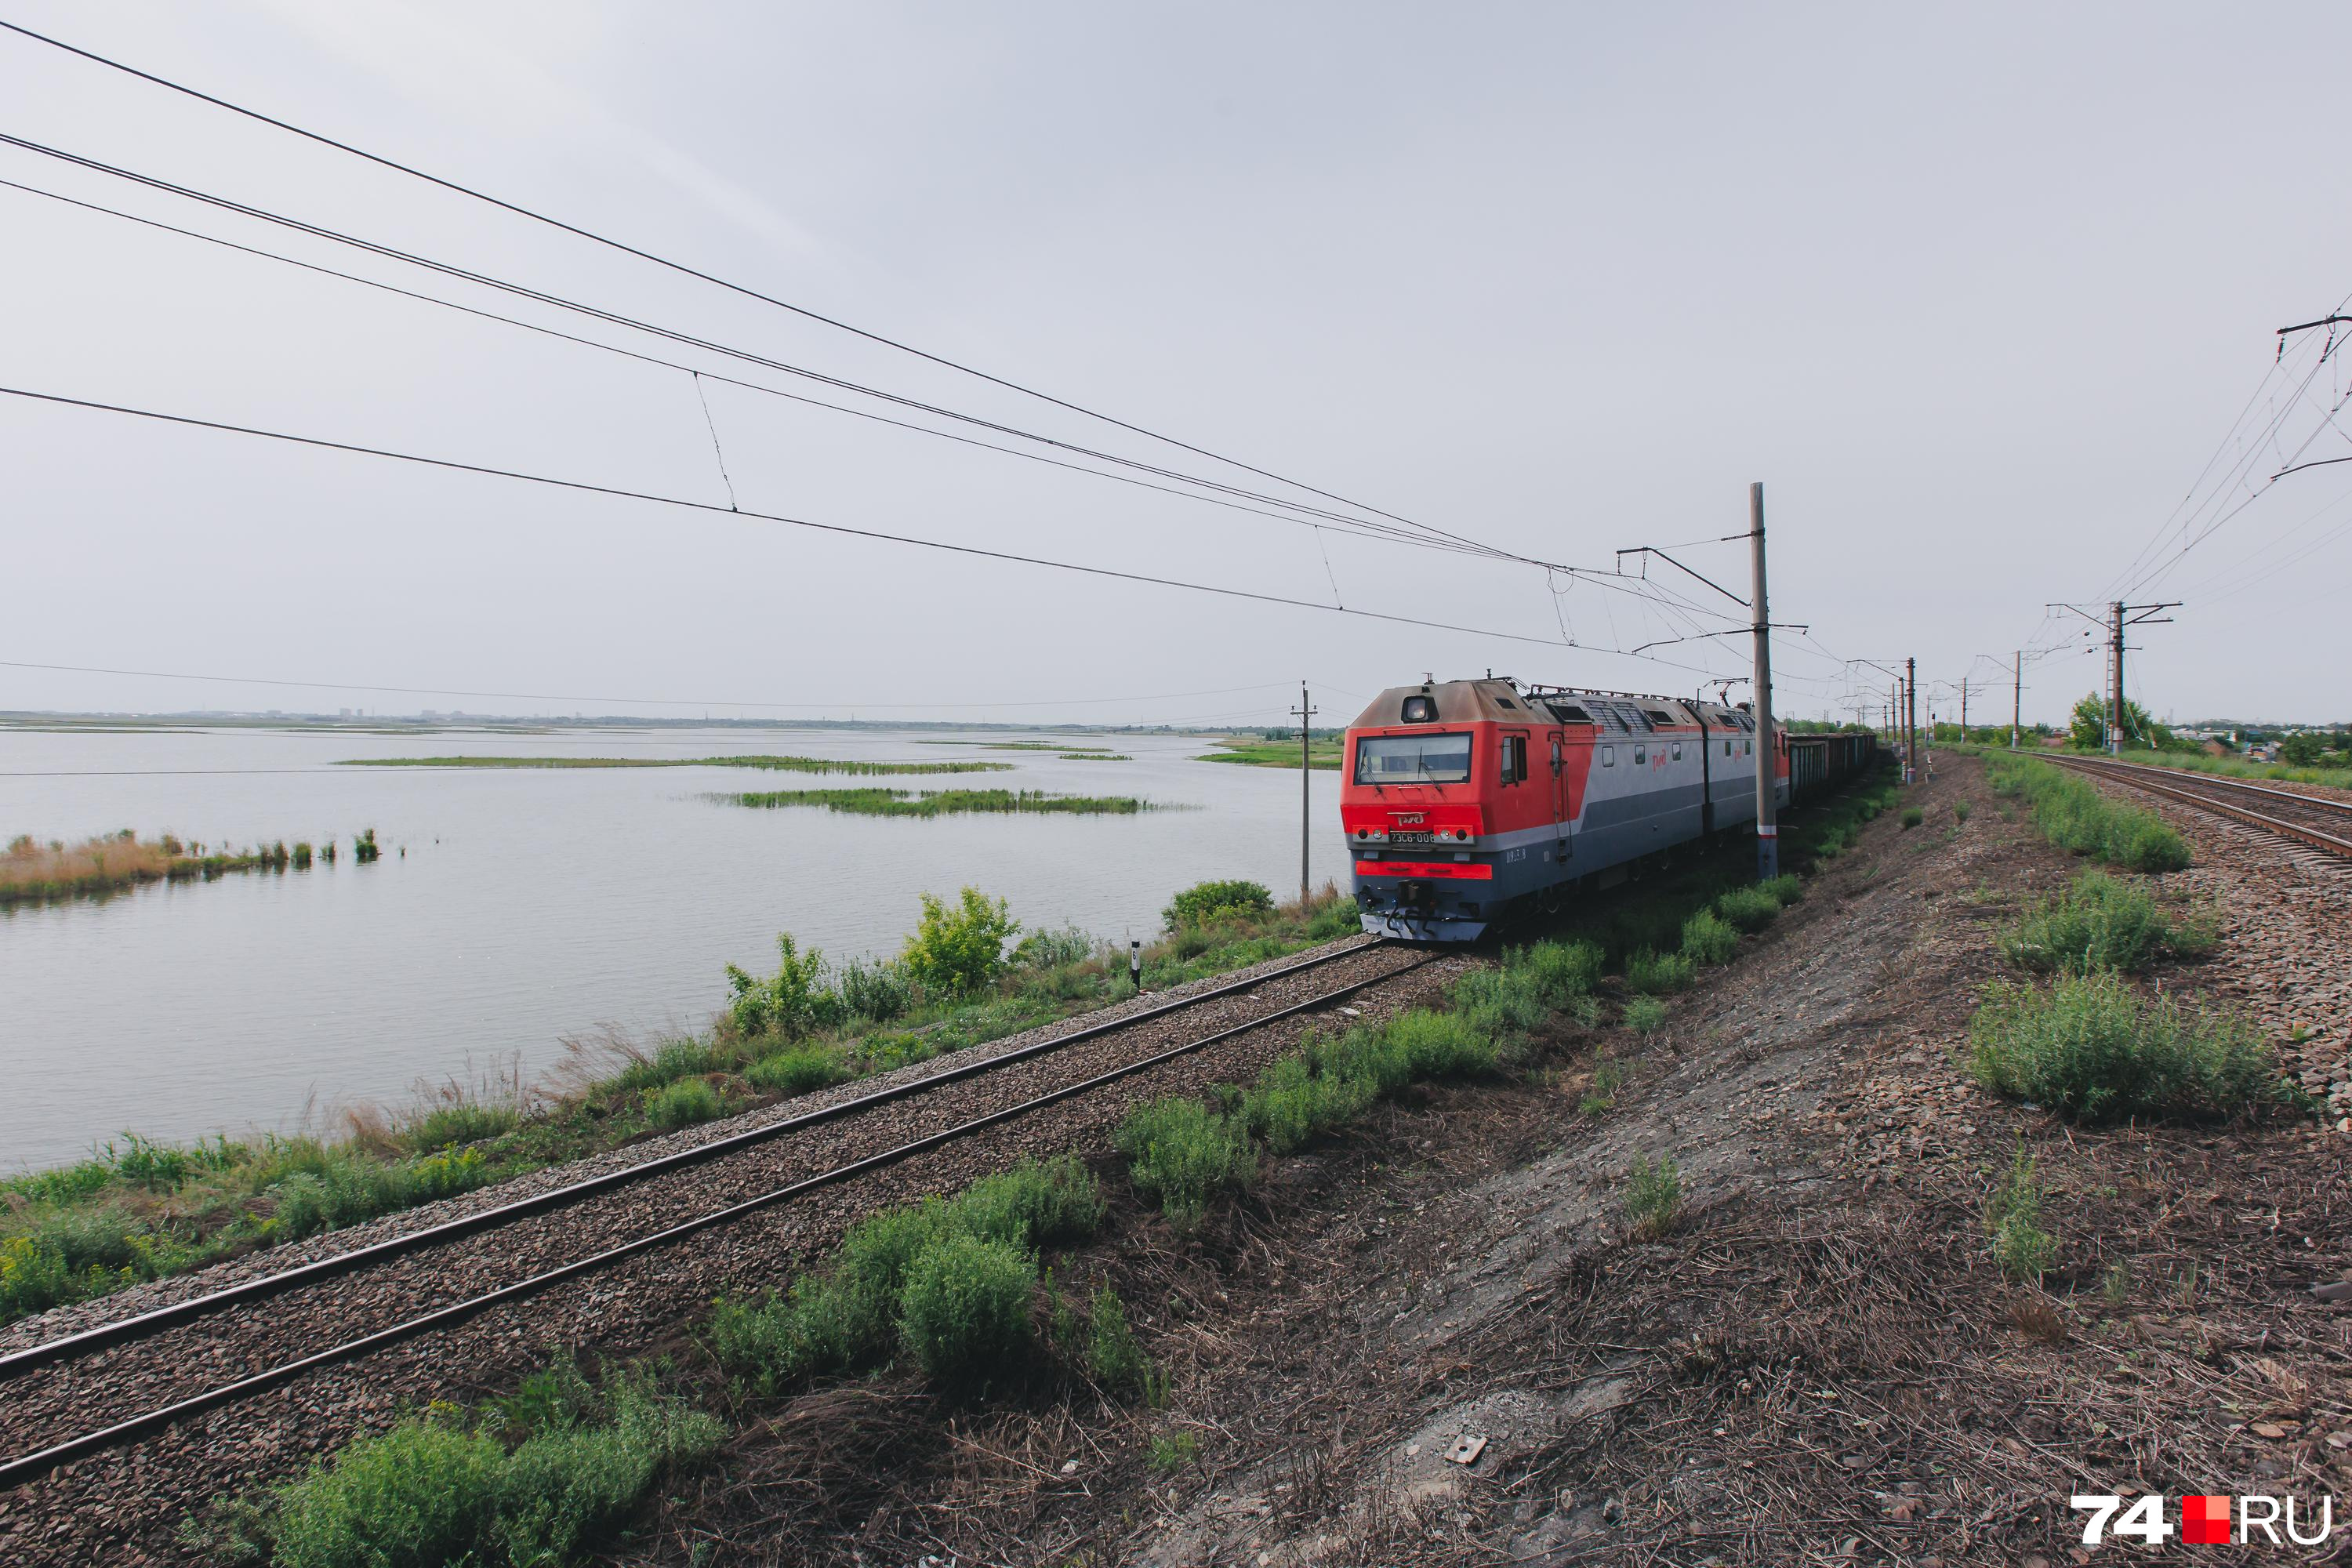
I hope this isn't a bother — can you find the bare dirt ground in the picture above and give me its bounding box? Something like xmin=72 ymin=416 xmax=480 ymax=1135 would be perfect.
xmin=639 ymin=756 xmax=2350 ymax=1567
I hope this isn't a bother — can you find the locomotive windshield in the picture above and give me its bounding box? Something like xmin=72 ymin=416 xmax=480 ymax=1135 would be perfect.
xmin=1354 ymin=731 xmax=1472 ymax=785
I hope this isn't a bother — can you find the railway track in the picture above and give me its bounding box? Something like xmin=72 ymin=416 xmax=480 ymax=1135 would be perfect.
xmin=0 ymin=937 xmax=1440 ymax=1505
xmin=2040 ymin=753 xmax=2352 ymax=862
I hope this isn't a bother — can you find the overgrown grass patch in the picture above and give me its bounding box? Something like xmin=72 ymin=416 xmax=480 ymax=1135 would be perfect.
xmin=1985 ymin=755 xmax=2191 ymax=873
xmin=1679 ymin=909 xmax=1740 ymax=966
xmin=1996 ymin=870 xmax=2216 ymax=975
xmin=709 ymin=1156 xmax=1105 ymax=1395
xmin=1965 ymin=971 xmax=2284 ymax=1122
xmin=1622 ymin=1153 xmax=1683 ymax=1240
xmin=1625 ymin=949 xmax=1696 ymax=994
xmin=183 ymin=1360 xmax=721 ymax=1568
xmin=1986 ymin=1142 xmax=2056 ymax=1283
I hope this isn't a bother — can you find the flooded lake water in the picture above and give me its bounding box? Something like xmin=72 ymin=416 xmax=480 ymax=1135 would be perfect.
xmin=0 ymin=724 xmax=1344 ymax=1172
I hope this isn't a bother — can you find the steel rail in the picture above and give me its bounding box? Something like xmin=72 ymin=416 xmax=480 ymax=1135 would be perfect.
xmin=2044 ymin=756 xmax=2352 ymax=860
xmin=2052 ymin=755 xmax=2352 ymax=819
xmin=0 ymin=937 xmax=1387 ymax=1384
xmin=0 ymin=949 xmax=1435 ymax=1490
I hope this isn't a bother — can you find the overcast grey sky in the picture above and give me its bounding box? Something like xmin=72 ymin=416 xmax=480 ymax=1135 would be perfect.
xmin=4 ymin=2 xmax=2347 ymax=729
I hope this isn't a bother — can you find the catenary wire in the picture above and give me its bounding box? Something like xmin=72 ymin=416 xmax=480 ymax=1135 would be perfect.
xmin=0 ymin=383 xmax=1748 ymax=677
xmin=0 ymin=129 xmax=1512 ymax=563
xmin=0 ymin=19 xmax=1532 ymax=563
xmin=0 ymin=176 xmax=1506 ymax=562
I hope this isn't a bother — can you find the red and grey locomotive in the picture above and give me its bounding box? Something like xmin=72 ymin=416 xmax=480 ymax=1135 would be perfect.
xmin=1341 ymin=676 xmax=1867 ymax=942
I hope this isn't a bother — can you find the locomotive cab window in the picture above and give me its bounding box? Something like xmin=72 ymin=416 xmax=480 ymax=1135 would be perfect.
xmin=1499 ymin=734 xmax=1529 ymax=785
xmin=1355 ymin=731 xmax=1472 ymax=785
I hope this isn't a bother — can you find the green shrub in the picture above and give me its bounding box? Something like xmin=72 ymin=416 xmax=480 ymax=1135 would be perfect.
xmin=1304 ymin=895 xmax=1362 ymax=939
xmin=835 ymin=956 xmax=913 ymax=1022
xmin=1116 ymin=1097 xmax=1255 ymax=1229
xmin=1624 ymin=949 xmax=1695 ymax=994
xmin=1900 ymin=807 xmax=1924 ymax=829
xmin=1985 ymin=1142 xmax=2057 ymax=1283
xmin=897 ymin=1232 xmax=1034 ymax=1382
xmin=258 ymin=1370 xmax=719 ymax=1568
xmin=1163 ymin=879 xmax=1275 ymax=929
xmin=1235 ymin=1051 xmax=1375 ymax=1155
xmin=1011 ymin=924 xmax=1095 ymax=969
xmin=1954 ymin=800 xmax=1973 ymax=822
xmin=724 ymin=932 xmax=844 ymax=1040
xmin=644 ymin=1076 xmax=724 ymax=1132
xmin=902 ymin=887 xmax=1020 ymax=993
xmin=1680 ymin=909 xmax=1740 ymax=966
xmin=1624 ymin=996 xmax=1668 ymax=1035
xmin=1505 ymin=938 xmax=1605 ymax=1006
xmin=746 ymin=1044 xmax=848 ymax=1098
xmin=1713 ymin=886 xmax=1781 ymax=933
xmin=1966 ymin=971 xmax=2282 ymax=1122
xmin=266 ymin=1414 xmax=502 ymax=1568
xmin=955 ymin=1155 xmax=1105 ymax=1250
xmin=1997 ymin=871 xmax=2212 ymax=975
xmin=1448 ymin=967 xmax=1546 ymax=1047
xmin=1623 ymin=1153 xmax=1683 ymax=1239
xmin=1384 ymin=1008 xmax=1499 ymax=1079
xmin=1763 ymin=873 xmax=1802 ymax=907
xmin=1085 ymin=1287 xmax=1149 ymax=1393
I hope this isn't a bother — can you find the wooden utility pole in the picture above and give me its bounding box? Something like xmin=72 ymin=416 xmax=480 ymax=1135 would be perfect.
xmin=1291 ymin=682 xmax=1316 ymax=906
xmin=1748 ymin=483 xmax=1778 ymax=881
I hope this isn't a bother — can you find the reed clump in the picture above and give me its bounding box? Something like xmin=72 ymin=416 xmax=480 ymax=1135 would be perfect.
xmin=341 ymin=754 xmax=1011 ymax=775
xmin=720 ymin=787 xmax=1156 ymax=817
xmin=0 ymin=829 xmax=325 ymax=905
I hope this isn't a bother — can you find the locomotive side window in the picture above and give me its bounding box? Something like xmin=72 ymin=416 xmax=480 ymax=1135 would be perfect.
xmin=1634 ymin=746 xmax=1646 ymax=766
xmin=1601 ymin=746 xmax=1615 ymax=767
xmin=1671 ymin=742 xmax=1683 ymax=761
xmin=1354 ymin=732 xmax=1472 ymax=784
xmin=1499 ymin=735 xmax=1528 ymax=785
xmin=1724 ymin=740 xmax=1733 ymax=757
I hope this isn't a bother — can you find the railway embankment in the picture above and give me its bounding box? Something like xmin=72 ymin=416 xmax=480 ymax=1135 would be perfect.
xmin=4 ymin=754 xmax=2341 ymax=1565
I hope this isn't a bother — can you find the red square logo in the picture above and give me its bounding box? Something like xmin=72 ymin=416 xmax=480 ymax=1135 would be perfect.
xmin=2183 ymin=1494 xmax=2231 ymax=1544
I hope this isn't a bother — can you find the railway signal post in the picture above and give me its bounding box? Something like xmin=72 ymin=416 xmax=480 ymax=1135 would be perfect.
xmin=1748 ymin=482 xmax=1778 ymax=880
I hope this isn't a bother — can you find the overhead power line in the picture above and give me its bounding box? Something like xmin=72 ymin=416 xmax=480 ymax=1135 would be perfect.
xmin=0 ymin=129 xmax=1518 ymax=565
xmin=0 ymin=176 xmax=1504 ymax=560
xmin=0 ymin=19 xmax=1517 ymax=564
xmin=0 ymin=382 xmax=1744 ymax=677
